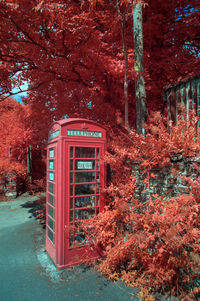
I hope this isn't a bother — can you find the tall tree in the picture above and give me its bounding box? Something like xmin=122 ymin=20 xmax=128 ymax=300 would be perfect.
xmin=116 ymin=1 xmax=130 ymax=129
xmin=133 ymin=3 xmax=147 ymax=134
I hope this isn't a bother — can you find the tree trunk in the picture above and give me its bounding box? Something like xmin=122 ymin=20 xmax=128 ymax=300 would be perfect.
xmin=133 ymin=3 xmax=147 ymax=135
xmin=120 ymin=16 xmax=129 ymax=130
xmin=27 ymin=145 xmax=32 ymax=184
xmin=116 ymin=1 xmax=130 ymax=130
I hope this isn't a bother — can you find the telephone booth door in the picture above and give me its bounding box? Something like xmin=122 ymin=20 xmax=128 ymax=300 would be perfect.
xmin=66 ymin=143 xmax=104 ymax=252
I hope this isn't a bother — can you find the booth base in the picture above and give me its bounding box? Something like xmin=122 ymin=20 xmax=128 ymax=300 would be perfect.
xmin=56 ymin=255 xmax=99 ymax=270
xmin=46 ymin=242 xmax=100 ymax=270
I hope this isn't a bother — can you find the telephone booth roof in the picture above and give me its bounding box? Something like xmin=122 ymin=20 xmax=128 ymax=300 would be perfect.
xmin=49 ymin=118 xmax=106 ymax=142
xmin=54 ymin=118 xmax=106 ymax=128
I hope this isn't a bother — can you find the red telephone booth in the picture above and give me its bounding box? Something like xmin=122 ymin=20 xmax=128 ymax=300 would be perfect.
xmin=46 ymin=119 xmax=106 ymax=269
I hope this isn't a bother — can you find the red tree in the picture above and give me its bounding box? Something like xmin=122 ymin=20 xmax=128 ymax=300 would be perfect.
xmin=0 ymin=98 xmax=47 ymax=191
xmin=0 ymin=0 xmax=199 ymax=129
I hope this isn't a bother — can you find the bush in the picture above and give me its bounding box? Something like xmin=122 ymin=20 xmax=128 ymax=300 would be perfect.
xmin=82 ymin=108 xmax=200 ymax=300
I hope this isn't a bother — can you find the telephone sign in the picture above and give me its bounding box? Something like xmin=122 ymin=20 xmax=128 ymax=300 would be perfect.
xmin=77 ymin=161 xmax=93 ymax=170
xmin=67 ymin=129 xmax=102 ymax=137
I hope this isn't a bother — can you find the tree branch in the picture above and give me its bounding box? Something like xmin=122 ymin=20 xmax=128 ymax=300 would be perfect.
xmin=10 ymin=17 xmax=49 ymax=53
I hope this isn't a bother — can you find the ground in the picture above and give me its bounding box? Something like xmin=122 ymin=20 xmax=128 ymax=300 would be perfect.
xmin=0 ymin=193 xmax=139 ymax=301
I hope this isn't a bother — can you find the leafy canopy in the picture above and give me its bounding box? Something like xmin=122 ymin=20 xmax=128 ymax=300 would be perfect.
xmin=0 ymin=0 xmax=199 ymax=128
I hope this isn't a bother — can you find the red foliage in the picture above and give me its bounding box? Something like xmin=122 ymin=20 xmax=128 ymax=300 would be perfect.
xmin=0 ymin=99 xmax=31 ymax=177
xmin=82 ymin=109 xmax=200 ymax=299
xmin=0 ymin=0 xmax=199 ymax=127
xmin=0 ymin=99 xmax=46 ymax=192
xmin=34 ymin=195 xmax=46 ymax=224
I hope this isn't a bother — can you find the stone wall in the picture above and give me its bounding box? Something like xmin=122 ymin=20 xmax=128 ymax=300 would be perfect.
xmin=132 ymin=156 xmax=200 ymax=202
xmin=0 ymin=172 xmax=17 ymax=198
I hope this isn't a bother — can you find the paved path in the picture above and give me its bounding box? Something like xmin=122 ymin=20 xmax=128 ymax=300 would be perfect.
xmin=0 ymin=194 xmax=138 ymax=301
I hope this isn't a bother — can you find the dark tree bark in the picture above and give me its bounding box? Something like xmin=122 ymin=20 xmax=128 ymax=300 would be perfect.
xmin=133 ymin=3 xmax=148 ymax=134
xmin=120 ymin=14 xmax=129 ymax=130
xmin=115 ymin=1 xmax=130 ymax=130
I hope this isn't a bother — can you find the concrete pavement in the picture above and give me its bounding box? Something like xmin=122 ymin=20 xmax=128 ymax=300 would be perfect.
xmin=0 ymin=193 xmax=139 ymax=301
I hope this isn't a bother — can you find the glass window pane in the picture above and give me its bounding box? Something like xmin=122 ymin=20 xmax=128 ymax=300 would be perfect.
xmin=75 ymin=172 xmax=95 ymax=183
xmin=96 ymin=184 xmax=99 ymax=194
xmin=70 ymin=210 xmax=73 ymax=222
xmin=70 ymin=172 xmax=73 ymax=183
xmin=70 ymin=198 xmax=73 ymax=209
xmin=49 ymin=172 xmax=54 ymax=181
xmin=75 ymin=160 xmax=95 ymax=170
xmin=48 ymin=182 xmax=54 ymax=194
xmin=75 ymin=222 xmax=84 ymax=234
xmin=48 ymin=205 xmax=54 ymax=218
xmin=49 ymin=148 xmax=55 ymax=158
xmin=48 ymin=217 xmax=54 ymax=230
xmin=96 ymin=208 xmax=99 ymax=215
xmin=97 ymin=148 xmax=99 ymax=159
xmin=74 ymin=234 xmax=87 ymax=245
xmin=49 ymin=194 xmax=54 ymax=206
xmin=75 ymin=208 xmax=95 ymax=220
xmin=75 ymin=184 xmax=95 ymax=196
xmin=70 ymin=160 xmax=73 ymax=170
xmin=97 ymin=160 xmax=99 ymax=170
xmin=70 ymin=147 xmax=74 ymax=158
xmin=48 ymin=228 xmax=54 ymax=243
xmin=70 ymin=185 xmax=73 ymax=196
xmin=75 ymin=196 xmax=95 ymax=208
xmin=96 ymin=196 xmax=99 ymax=206
xmin=49 ymin=160 xmax=54 ymax=170
xmin=75 ymin=147 xmax=95 ymax=158
xmin=96 ymin=172 xmax=100 ymax=183
xmin=69 ymin=236 xmax=73 ymax=247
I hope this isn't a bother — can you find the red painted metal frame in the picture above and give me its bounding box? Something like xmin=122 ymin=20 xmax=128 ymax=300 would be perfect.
xmin=46 ymin=119 xmax=106 ymax=269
